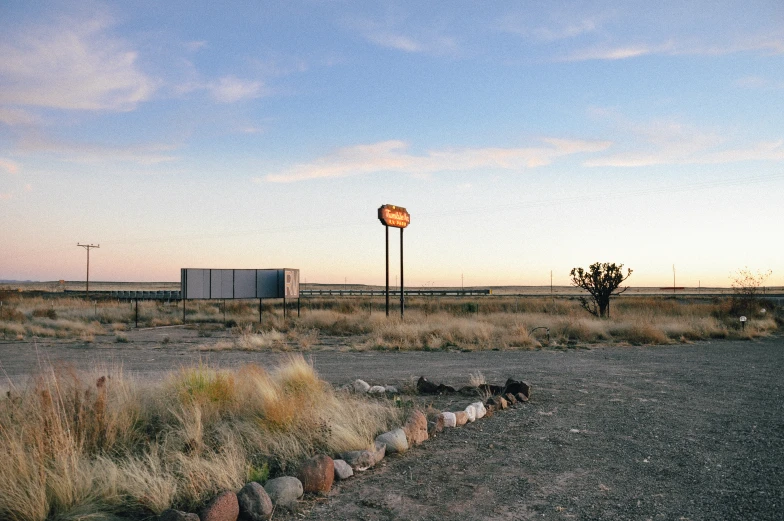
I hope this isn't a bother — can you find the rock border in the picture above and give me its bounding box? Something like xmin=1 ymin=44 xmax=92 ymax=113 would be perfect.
xmin=157 ymin=377 xmax=531 ymax=521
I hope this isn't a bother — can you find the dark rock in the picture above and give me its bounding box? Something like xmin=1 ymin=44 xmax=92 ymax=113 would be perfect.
xmin=487 ymin=396 xmax=508 ymax=409
xmin=200 ymin=491 xmax=239 ymax=521
xmin=503 ymin=379 xmax=531 ymax=399
xmin=416 ymin=376 xmax=439 ymax=394
xmin=296 ymin=454 xmax=334 ymax=495
xmin=478 ymin=383 xmax=503 ymax=395
xmin=458 ymin=386 xmax=481 ymax=396
xmin=237 ymin=482 xmax=273 ymax=521
xmin=159 ymin=509 xmax=199 ymax=521
xmin=505 ymin=393 xmax=517 ymax=405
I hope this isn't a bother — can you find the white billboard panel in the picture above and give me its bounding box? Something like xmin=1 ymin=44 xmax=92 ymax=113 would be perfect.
xmin=181 ymin=268 xmax=299 ymax=299
xmin=183 ymin=268 xmax=210 ymax=299
xmin=211 ymin=269 xmax=234 ymax=299
xmin=234 ymin=269 xmax=257 ymax=299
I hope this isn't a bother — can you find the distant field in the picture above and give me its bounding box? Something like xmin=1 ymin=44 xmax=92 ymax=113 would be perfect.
xmin=4 ymin=280 xmax=782 ymax=297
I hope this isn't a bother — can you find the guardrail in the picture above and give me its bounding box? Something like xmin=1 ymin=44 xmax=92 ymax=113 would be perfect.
xmin=301 ymin=289 xmax=492 ymax=296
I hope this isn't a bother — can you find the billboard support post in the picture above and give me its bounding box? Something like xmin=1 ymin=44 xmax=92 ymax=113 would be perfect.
xmin=400 ymin=227 xmax=404 ymax=318
xmin=385 ymin=225 xmax=390 ymax=316
xmin=378 ymin=205 xmax=410 ymax=319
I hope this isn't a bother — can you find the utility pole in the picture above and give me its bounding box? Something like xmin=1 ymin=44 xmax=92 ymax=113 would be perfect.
xmin=77 ymin=243 xmax=100 ymax=297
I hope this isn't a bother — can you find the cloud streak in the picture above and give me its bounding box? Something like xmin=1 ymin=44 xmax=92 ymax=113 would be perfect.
xmin=0 ymin=15 xmax=155 ymax=111
xmin=261 ymin=139 xmax=611 ymax=183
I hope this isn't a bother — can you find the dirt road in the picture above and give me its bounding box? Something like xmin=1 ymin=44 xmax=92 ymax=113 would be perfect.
xmin=1 ymin=332 xmax=782 ymax=519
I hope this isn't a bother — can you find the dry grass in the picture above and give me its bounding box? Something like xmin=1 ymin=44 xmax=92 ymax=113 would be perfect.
xmin=0 ymin=356 xmax=401 ymax=520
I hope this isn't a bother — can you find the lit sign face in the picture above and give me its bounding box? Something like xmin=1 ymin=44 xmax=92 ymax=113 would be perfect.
xmin=378 ymin=204 xmax=411 ymax=228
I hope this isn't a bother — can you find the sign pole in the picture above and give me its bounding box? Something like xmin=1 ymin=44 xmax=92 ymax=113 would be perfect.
xmin=400 ymin=227 xmax=404 ymax=318
xmin=385 ymin=225 xmax=390 ymax=317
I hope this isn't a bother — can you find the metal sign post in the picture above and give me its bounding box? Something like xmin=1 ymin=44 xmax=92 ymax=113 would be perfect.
xmin=378 ymin=204 xmax=410 ymax=318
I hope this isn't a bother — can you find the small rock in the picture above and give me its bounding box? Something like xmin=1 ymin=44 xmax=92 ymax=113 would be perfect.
xmin=403 ymin=410 xmax=429 ymax=445
xmin=505 ymin=393 xmax=517 ymax=405
xmin=384 ymin=384 xmax=399 ymax=394
xmin=159 ymin=510 xmax=199 ymax=521
xmin=342 ymin=442 xmax=385 ymax=471
xmin=263 ymin=477 xmax=303 ymax=509
xmin=368 ymin=385 xmax=386 ymax=394
xmin=333 ymin=459 xmax=354 ymax=480
xmin=487 ymin=396 xmax=508 ymax=410
xmin=515 ymin=392 xmax=529 ymax=403
xmin=237 ymin=482 xmax=273 ymax=521
xmin=375 ymin=428 xmax=409 ymax=454
xmin=200 ymin=491 xmax=239 ymax=521
xmin=352 ymin=379 xmax=371 ymax=393
xmin=438 ymin=412 xmax=457 ymax=428
xmin=464 ymin=405 xmax=477 ymax=422
xmin=454 ymin=410 xmax=468 ymax=426
xmin=471 ymin=402 xmax=487 ymax=419
xmin=296 ymin=454 xmax=334 ymax=495
xmin=458 ymin=385 xmax=481 ymax=396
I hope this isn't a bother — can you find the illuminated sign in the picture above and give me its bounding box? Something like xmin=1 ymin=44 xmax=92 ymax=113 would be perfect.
xmin=378 ymin=204 xmax=411 ymax=228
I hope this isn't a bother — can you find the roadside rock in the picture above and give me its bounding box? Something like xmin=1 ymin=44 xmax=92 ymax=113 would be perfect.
xmin=352 ymin=379 xmax=371 ymax=393
xmin=471 ymin=402 xmax=487 ymax=419
xmin=264 ymin=477 xmax=303 ymax=509
xmin=516 ymin=392 xmax=529 ymax=403
xmin=416 ymin=376 xmax=439 ymax=394
xmin=368 ymin=385 xmax=386 ymax=394
xmin=376 ymin=428 xmax=409 ymax=454
xmin=487 ymin=396 xmax=508 ymax=410
xmin=454 ymin=410 xmax=468 ymax=426
xmin=505 ymin=393 xmax=517 ymax=405
xmin=200 ymin=491 xmax=239 ymax=521
xmin=403 ymin=410 xmax=429 ymax=445
xmin=503 ymin=379 xmax=531 ymax=399
xmin=296 ymin=454 xmax=334 ymax=495
xmin=342 ymin=442 xmax=385 ymax=471
xmin=237 ymin=482 xmax=273 ymax=521
xmin=464 ymin=404 xmax=477 ymax=422
xmin=159 ymin=510 xmax=199 ymax=521
xmin=384 ymin=385 xmax=399 ymax=394
xmin=333 ymin=459 xmax=354 ymax=480
xmin=438 ymin=411 xmax=457 ymax=428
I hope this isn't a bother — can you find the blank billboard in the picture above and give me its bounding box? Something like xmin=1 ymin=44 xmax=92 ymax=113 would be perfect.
xmin=181 ymin=268 xmax=299 ymax=300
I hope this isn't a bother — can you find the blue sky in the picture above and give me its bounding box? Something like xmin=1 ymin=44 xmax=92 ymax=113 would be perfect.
xmin=1 ymin=1 xmax=782 ymax=287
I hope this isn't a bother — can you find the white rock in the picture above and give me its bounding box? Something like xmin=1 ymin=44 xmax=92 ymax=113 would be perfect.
xmin=352 ymin=379 xmax=371 ymax=393
xmin=464 ymin=404 xmax=477 ymax=422
xmin=333 ymin=459 xmax=354 ymax=480
xmin=471 ymin=402 xmax=487 ymax=419
xmin=384 ymin=385 xmax=399 ymax=394
xmin=368 ymin=385 xmax=386 ymax=394
xmin=375 ymin=428 xmax=409 ymax=454
xmin=439 ymin=411 xmax=457 ymax=428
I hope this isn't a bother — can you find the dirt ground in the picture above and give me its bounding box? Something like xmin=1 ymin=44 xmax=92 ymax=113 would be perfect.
xmin=0 ymin=330 xmax=782 ymax=520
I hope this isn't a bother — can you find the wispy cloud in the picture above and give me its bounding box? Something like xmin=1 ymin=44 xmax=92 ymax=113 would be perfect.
xmin=0 ymin=193 xmax=12 ymax=200
xmin=0 ymin=158 xmax=19 ymax=175
xmin=175 ymin=75 xmax=267 ymax=103
xmin=16 ymin=133 xmax=179 ymax=166
xmin=585 ymin=111 xmax=784 ymax=167
xmin=349 ymin=16 xmax=458 ymax=56
xmin=0 ymin=15 xmax=155 ymax=111
xmin=261 ymin=139 xmax=611 ymax=183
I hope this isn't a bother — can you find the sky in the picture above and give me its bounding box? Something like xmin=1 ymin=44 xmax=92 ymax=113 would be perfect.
xmin=1 ymin=0 xmax=783 ymax=288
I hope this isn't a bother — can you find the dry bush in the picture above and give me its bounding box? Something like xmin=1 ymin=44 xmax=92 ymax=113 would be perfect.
xmin=0 ymin=356 xmax=400 ymax=520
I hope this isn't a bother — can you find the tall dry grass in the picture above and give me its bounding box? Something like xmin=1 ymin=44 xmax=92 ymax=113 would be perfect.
xmin=0 ymin=356 xmax=401 ymax=520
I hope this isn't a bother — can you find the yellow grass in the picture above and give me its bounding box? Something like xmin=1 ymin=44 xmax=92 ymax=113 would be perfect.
xmin=0 ymin=356 xmax=401 ymax=520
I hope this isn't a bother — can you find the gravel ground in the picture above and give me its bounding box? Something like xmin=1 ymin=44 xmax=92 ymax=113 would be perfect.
xmin=1 ymin=332 xmax=782 ymax=520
